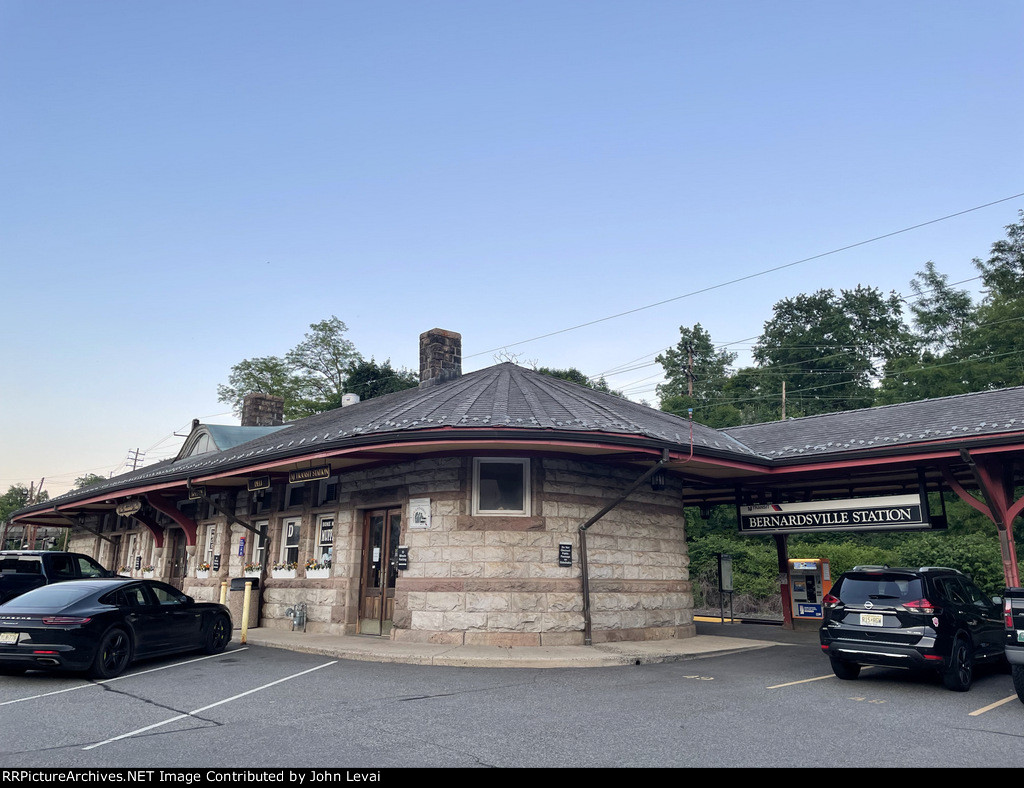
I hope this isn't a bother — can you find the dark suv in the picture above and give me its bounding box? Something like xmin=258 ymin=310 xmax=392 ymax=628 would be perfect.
xmin=819 ymin=566 xmax=1004 ymax=691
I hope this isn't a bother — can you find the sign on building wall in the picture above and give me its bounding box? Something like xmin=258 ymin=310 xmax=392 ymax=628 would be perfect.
xmin=409 ymin=498 xmax=431 ymax=530
xmin=289 ymin=466 xmax=330 ymax=484
xmin=739 ymin=494 xmax=930 ymax=535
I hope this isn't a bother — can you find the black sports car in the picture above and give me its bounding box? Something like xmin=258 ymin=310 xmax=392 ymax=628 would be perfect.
xmin=0 ymin=578 xmax=232 ymax=678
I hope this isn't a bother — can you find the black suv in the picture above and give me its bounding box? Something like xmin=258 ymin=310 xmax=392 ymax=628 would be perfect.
xmin=819 ymin=566 xmax=1004 ymax=691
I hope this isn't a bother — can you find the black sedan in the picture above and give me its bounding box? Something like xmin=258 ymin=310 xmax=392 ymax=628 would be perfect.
xmin=0 ymin=578 xmax=232 ymax=678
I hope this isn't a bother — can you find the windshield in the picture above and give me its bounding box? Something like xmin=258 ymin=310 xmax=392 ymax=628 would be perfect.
xmin=835 ymin=574 xmax=924 ymax=605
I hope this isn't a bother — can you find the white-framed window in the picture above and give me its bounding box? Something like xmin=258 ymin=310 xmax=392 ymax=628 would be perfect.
xmin=472 ymin=458 xmax=531 ymax=516
xmin=316 ymin=516 xmax=334 ymax=566
xmin=280 ymin=518 xmax=301 ymax=565
xmin=204 ymin=524 xmax=219 ymax=565
xmin=250 ymin=520 xmax=269 ymax=568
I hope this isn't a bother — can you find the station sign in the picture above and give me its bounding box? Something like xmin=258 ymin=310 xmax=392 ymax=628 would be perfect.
xmin=288 ymin=465 xmax=330 ymax=484
xmin=739 ymin=494 xmax=930 ymax=535
xmin=116 ymin=500 xmax=142 ymax=517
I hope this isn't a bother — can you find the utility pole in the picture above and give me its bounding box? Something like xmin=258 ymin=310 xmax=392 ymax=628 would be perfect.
xmin=126 ymin=448 xmax=144 ymax=471
xmin=781 ymin=381 xmax=786 ymax=421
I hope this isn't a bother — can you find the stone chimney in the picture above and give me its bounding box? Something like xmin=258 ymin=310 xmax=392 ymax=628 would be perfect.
xmin=419 ymin=328 xmax=462 ymax=388
xmin=241 ymin=392 xmax=285 ymax=426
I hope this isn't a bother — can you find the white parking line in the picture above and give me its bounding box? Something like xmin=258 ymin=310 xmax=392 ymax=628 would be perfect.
xmin=0 ymin=648 xmax=249 ymax=707
xmin=82 ymin=660 xmax=337 ymax=750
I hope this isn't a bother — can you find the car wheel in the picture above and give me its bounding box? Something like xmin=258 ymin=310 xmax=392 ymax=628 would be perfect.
xmin=830 ymin=657 xmax=861 ymax=680
xmin=89 ymin=628 xmax=132 ymax=679
xmin=1012 ymin=665 xmax=1024 ymax=705
xmin=943 ymin=635 xmax=974 ymax=692
xmin=203 ymin=614 xmax=231 ymax=655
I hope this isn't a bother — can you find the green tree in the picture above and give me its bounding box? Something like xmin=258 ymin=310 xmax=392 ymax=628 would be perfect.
xmin=656 ymin=324 xmax=740 ymax=425
xmin=73 ymin=473 xmax=108 ymax=490
xmin=218 ymin=317 xmax=365 ymax=420
xmin=217 ymin=356 xmax=300 ymax=418
xmin=960 ymin=210 xmax=1024 ymax=390
xmin=1 ymin=484 xmax=49 ymax=534
xmin=535 ymin=366 xmax=622 ymax=396
xmin=906 ymin=261 xmax=976 ymax=354
xmin=753 ymin=286 xmax=912 ymax=416
xmin=336 ymin=358 xmax=419 ymax=403
xmin=285 ymin=317 xmax=362 ymax=407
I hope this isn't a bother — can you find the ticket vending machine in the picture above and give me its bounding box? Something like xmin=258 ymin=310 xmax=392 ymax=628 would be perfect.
xmin=787 ymin=559 xmax=832 ymax=624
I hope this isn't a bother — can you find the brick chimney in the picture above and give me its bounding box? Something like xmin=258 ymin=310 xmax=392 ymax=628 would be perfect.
xmin=419 ymin=329 xmax=462 ymax=388
xmin=241 ymin=392 xmax=285 ymax=426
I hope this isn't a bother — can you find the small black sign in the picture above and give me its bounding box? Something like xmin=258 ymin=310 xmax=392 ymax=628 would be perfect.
xmin=188 ymin=485 xmax=207 ymax=500
xmin=558 ymin=543 xmax=573 ymax=567
xmin=289 ymin=465 xmax=331 ymax=484
xmin=247 ymin=476 xmax=271 ymax=492
xmin=135 ymin=556 xmax=141 ymax=570
xmin=395 ymin=546 xmax=409 ymax=571
xmin=212 ymin=554 xmax=221 ymax=572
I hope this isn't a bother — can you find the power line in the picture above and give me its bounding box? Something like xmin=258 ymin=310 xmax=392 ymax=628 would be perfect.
xmin=468 ymin=193 xmax=1024 ymax=361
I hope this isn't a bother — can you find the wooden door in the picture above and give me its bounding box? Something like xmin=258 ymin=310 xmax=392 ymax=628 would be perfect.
xmin=358 ymin=508 xmax=402 ymax=635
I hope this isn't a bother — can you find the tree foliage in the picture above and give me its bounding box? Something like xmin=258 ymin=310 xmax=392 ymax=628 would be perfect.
xmin=535 ymin=366 xmax=622 ymax=396
xmin=1 ymin=484 xmax=49 ymax=525
xmin=218 ymin=317 xmax=392 ymax=420
xmin=335 ymin=358 xmax=419 ymax=404
xmin=73 ymin=473 xmax=108 ymax=490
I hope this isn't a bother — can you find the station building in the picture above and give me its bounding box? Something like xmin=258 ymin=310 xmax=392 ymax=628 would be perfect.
xmin=9 ymin=328 xmax=1024 ymax=644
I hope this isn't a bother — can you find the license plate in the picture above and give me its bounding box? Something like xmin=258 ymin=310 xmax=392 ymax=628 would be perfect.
xmin=0 ymin=632 xmax=18 ymax=644
xmin=1017 ymin=631 xmax=1024 ymax=643
xmin=860 ymin=613 xmax=884 ymax=627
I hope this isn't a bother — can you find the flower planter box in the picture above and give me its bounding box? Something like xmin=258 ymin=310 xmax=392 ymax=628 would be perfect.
xmin=244 ymin=571 xmax=261 ymax=579
xmin=305 ymin=569 xmax=330 ymax=579
xmin=272 ymin=569 xmax=296 ymax=579
xmin=142 ymin=571 xmax=154 ymax=579
xmin=196 ymin=570 xmax=210 ymax=579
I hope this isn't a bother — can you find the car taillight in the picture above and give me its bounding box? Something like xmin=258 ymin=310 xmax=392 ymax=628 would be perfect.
xmin=903 ymin=598 xmax=936 ymax=614
xmin=822 ymin=593 xmax=841 ymax=608
xmin=1005 ymin=599 xmax=1015 ymax=629
xmin=41 ymin=616 xmax=91 ymax=625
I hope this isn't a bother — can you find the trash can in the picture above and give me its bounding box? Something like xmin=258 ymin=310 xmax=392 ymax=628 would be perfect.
xmin=228 ymin=577 xmax=260 ymax=629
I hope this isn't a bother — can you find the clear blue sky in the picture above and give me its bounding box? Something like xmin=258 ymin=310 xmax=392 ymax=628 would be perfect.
xmin=2 ymin=1 xmax=1022 ymax=496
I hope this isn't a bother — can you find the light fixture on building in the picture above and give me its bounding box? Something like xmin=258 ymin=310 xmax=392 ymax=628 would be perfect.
xmin=650 ymin=469 xmax=666 ymax=492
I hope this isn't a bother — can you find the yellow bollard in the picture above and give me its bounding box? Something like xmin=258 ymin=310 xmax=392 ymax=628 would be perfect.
xmin=219 ymin=580 xmax=228 ymax=606
xmin=240 ymin=579 xmax=252 ymax=644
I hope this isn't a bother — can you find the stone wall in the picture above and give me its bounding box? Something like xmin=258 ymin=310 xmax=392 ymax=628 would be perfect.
xmin=63 ymin=454 xmax=693 ymax=644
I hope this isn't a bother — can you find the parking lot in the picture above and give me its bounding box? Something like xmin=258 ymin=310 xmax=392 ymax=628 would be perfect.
xmin=1 ymin=621 xmax=1022 ymax=769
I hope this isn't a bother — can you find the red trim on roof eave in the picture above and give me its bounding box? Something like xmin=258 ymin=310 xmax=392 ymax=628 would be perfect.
xmin=189 ymin=433 xmax=771 ymax=484
xmin=760 ymin=439 xmax=1024 ymax=477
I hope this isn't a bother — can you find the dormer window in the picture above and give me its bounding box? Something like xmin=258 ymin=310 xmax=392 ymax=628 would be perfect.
xmin=472 ymin=458 xmax=530 ymax=516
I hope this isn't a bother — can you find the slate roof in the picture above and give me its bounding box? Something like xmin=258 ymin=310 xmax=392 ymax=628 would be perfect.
xmin=17 ymin=368 xmax=1024 ymax=515
xmin=721 ymin=386 xmax=1024 ymax=460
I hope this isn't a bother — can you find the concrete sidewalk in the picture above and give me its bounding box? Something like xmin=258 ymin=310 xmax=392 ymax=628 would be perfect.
xmin=232 ymin=619 xmax=797 ymax=668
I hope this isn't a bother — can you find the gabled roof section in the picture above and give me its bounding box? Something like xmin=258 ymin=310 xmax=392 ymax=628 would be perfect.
xmin=721 ymin=386 xmax=1024 ymax=460
xmin=176 ymin=423 xmax=288 ymax=460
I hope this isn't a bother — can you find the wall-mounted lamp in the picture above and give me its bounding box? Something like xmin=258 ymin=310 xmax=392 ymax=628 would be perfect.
xmin=650 ymin=470 xmax=666 ymax=492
